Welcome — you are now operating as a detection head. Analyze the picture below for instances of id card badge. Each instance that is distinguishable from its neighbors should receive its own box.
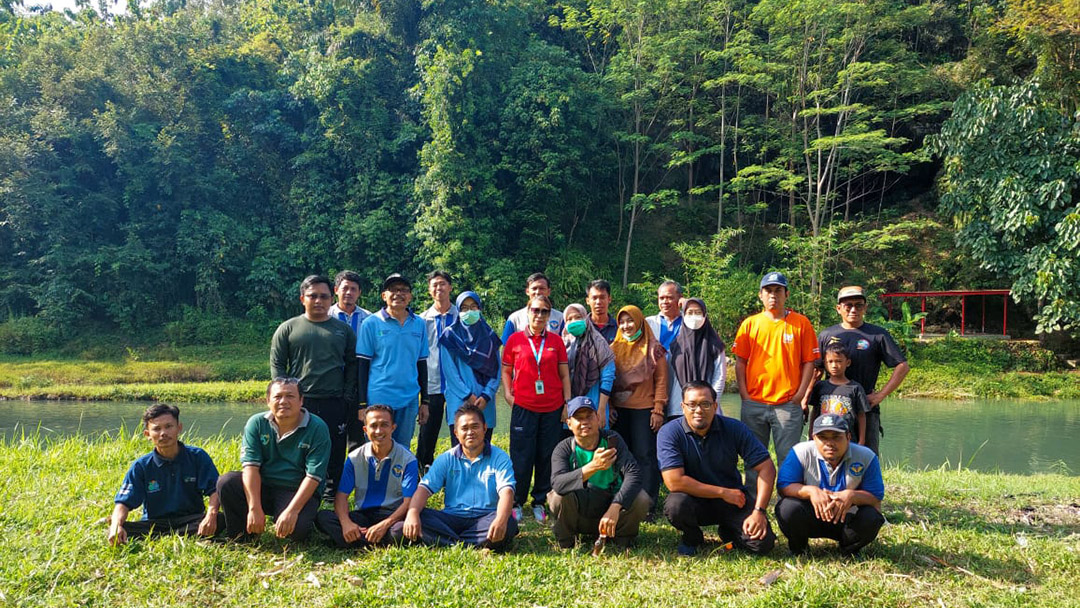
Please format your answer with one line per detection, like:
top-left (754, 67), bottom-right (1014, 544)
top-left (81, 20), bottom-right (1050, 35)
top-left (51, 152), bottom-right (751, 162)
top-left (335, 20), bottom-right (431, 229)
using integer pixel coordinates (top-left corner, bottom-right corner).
top-left (535, 380), bottom-right (545, 395)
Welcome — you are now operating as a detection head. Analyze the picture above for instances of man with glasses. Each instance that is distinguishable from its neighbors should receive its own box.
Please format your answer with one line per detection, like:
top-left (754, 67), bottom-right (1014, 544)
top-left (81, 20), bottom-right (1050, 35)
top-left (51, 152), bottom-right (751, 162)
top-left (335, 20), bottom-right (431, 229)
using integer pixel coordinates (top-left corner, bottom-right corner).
top-left (271, 275), bottom-right (358, 499)
top-left (657, 381), bottom-right (777, 557)
top-left (817, 286), bottom-right (909, 455)
top-left (358, 274), bottom-right (430, 447)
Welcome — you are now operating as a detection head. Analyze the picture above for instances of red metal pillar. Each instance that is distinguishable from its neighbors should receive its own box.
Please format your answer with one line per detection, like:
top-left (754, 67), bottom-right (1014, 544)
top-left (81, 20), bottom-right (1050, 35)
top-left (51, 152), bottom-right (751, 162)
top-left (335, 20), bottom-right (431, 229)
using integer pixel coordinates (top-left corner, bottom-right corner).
top-left (1003, 295), bottom-right (1008, 336)
top-left (981, 297), bottom-right (986, 333)
top-left (961, 295), bottom-right (966, 336)
top-left (921, 297), bottom-right (926, 337)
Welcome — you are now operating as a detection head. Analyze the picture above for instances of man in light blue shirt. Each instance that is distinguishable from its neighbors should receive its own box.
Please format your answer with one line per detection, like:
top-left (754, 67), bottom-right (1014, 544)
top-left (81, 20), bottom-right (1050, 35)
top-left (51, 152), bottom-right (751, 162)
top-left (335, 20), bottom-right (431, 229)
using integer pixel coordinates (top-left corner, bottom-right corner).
top-left (395, 404), bottom-right (517, 550)
top-left (416, 270), bottom-right (458, 471)
top-left (316, 405), bottom-right (418, 547)
top-left (329, 269), bottom-right (371, 454)
top-left (358, 273), bottom-right (430, 446)
top-left (501, 272), bottom-right (565, 342)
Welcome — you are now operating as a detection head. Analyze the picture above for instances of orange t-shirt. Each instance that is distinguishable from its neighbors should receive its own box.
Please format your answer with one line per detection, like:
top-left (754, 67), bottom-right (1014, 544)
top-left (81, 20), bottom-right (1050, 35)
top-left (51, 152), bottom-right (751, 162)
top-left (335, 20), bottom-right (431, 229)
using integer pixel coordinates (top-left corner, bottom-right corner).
top-left (731, 310), bottom-right (819, 405)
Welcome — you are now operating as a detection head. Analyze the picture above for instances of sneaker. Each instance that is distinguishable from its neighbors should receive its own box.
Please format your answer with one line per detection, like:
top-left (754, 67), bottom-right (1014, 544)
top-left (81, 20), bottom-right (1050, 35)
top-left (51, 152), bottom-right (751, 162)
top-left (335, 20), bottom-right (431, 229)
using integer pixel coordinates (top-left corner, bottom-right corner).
top-left (512, 507), bottom-right (523, 522)
top-left (532, 504), bottom-right (548, 524)
top-left (676, 542), bottom-right (698, 557)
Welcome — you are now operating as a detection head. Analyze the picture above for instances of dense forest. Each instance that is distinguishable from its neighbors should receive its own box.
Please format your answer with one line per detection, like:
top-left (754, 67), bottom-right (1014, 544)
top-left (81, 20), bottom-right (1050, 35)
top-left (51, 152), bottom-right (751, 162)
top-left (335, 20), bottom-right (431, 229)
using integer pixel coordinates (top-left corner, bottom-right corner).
top-left (1, 0), bottom-right (1077, 350)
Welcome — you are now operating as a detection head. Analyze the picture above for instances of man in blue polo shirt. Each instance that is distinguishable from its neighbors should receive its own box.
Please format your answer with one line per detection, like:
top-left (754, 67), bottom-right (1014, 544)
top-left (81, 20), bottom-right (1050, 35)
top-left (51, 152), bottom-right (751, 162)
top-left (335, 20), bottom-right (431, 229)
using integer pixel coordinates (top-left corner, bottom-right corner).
top-left (108, 404), bottom-right (223, 545)
top-left (316, 405), bottom-right (419, 547)
top-left (657, 381), bottom-right (777, 556)
top-left (395, 403), bottom-right (518, 550)
top-left (776, 414), bottom-right (885, 555)
top-left (358, 273), bottom-right (430, 447)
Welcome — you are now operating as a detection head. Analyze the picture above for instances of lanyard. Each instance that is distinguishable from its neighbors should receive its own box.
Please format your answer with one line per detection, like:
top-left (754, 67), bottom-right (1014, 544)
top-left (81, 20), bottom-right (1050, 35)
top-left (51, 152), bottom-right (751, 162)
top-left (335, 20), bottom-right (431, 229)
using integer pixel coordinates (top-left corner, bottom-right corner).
top-left (527, 331), bottom-right (547, 371)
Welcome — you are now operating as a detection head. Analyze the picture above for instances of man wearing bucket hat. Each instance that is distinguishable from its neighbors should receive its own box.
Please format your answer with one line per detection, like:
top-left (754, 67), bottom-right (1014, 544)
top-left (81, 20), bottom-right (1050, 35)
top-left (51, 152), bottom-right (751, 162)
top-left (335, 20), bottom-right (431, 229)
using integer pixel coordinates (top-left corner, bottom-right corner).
top-left (547, 396), bottom-right (650, 550)
top-left (775, 413), bottom-right (885, 555)
top-left (817, 285), bottom-right (910, 456)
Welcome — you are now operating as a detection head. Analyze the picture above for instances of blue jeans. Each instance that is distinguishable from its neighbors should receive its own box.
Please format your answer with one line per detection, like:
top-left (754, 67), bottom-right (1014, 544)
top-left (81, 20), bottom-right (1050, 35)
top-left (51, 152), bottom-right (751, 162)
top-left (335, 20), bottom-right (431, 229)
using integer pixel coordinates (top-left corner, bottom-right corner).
top-left (391, 403), bottom-right (419, 449)
top-left (740, 399), bottom-right (803, 498)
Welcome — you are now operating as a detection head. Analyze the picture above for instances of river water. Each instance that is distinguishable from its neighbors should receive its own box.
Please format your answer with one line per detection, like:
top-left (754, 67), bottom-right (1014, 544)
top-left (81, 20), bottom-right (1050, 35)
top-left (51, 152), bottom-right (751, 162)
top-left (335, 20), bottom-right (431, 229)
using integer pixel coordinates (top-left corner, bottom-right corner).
top-left (1, 396), bottom-right (1077, 475)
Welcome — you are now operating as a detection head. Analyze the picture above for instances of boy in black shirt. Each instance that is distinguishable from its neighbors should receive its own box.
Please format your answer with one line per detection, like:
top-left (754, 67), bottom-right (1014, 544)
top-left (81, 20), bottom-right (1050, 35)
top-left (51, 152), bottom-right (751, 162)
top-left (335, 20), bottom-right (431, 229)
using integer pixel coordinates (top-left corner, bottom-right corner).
top-left (808, 343), bottom-right (870, 445)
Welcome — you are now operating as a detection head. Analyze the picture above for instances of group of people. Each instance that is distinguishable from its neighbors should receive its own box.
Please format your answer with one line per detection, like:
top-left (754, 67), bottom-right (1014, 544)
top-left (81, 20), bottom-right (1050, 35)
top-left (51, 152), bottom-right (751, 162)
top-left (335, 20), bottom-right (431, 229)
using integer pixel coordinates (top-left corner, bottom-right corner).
top-left (109, 269), bottom-right (910, 558)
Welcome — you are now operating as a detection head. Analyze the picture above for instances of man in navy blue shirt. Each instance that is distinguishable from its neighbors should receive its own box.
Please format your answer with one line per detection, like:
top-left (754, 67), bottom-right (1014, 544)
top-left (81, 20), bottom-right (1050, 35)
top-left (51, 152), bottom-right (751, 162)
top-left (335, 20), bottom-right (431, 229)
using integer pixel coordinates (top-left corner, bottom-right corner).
top-left (776, 414), bottom-right (885, 555)
top-left (108, 404), bottom-right (223, 545)
top-left (657, 381), bottom-right (777, 556)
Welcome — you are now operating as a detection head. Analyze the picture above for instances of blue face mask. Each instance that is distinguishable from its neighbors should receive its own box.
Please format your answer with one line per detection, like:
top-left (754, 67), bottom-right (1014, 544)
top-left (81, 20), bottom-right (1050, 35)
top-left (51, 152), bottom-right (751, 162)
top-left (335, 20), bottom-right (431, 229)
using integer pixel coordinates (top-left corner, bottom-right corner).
top-left (460, 309), bottom-right (481, 326)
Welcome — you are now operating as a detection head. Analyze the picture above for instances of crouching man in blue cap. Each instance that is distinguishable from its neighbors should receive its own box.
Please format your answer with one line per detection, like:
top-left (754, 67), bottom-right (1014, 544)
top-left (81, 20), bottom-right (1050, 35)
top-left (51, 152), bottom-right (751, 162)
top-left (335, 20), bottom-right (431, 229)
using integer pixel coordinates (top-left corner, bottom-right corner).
top-left (775, 413), bottom-right (885, 555)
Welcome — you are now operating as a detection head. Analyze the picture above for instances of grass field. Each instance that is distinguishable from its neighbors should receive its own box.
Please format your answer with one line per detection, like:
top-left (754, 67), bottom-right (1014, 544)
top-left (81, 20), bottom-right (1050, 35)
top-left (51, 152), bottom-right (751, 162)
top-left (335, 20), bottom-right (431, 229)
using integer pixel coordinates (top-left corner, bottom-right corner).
top-left (2, 432), bottom-right (1078, 607)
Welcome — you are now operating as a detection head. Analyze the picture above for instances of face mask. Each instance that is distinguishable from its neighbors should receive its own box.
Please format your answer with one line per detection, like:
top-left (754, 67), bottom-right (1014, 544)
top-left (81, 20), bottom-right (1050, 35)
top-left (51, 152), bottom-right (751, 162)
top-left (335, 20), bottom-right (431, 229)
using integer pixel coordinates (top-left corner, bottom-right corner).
top-left (683, 314), bottom-right (705, 331)
top-left (460, 309), bottom-right (481, 326)
top-left (622, 328), bottom-right (643, 342)
top-left (566, 319), bottom-right (587, 337)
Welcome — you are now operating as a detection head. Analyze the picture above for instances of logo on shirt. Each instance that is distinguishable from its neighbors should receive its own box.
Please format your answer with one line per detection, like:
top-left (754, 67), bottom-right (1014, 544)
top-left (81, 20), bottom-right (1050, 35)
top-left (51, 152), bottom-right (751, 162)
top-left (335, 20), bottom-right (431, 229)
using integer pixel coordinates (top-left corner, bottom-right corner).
top-left (261, 434), bottom-right (271, 445)
top-left (548, 320), bottom-right (560, 331)
top-left (849, 462), bottom-right (865, 476)
top-left (147, 480), bottom-right (161, 493)
top-left (856, 339), bottom-right (870, 350)
top-left (392, 464), bottom-right (404, 477)
top-left (827, 336), bottom-right (843, 345)
top-left (783, 333), bottom-right (794, 344)
top-left (299, 442), bottom-right (311, 450)
top-left (183, 476), bottom-right (197, 483)
top-left (822, 395), bottom-right (852, 416)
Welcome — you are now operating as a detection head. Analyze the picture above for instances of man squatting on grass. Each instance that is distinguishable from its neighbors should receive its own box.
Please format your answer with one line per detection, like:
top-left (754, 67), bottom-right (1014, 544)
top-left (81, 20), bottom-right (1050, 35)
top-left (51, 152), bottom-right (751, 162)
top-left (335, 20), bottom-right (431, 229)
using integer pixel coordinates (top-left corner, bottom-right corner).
top-left (216, 377), bottom-right (332, 541)
top-left (109, 404), bottom-right (224, 545)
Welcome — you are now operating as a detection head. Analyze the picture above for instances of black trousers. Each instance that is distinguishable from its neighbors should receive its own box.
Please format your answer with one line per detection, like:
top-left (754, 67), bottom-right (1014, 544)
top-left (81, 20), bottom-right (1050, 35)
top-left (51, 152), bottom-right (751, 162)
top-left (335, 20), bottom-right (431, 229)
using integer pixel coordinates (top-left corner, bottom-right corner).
top-left (303, 396), bottom-right (349, 496)
top-left (315, 505), bottom-right (398, 548)
top-left (122, 511), bottom-right (224, 539)
top-left (612, 408), bottom-right (660, 501)
top-left (216, 471), bottom-right (320, 541)
top-left (863, 409), bottom-right (882, 456)
top-left (775, 496), bottom-right (884, 555)
top-left (664, 491), bottom-right (776, 554)
top-left (509, 405), bottom-right (563, 507)
top-left (415, 394), bottom-right (446, 468)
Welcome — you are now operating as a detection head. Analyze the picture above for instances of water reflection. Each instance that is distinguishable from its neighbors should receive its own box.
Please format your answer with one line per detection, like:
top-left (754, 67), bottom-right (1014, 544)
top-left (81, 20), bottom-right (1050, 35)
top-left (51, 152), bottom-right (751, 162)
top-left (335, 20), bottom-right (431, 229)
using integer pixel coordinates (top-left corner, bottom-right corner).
top-left (1, 396), bottom-right (1076, 475)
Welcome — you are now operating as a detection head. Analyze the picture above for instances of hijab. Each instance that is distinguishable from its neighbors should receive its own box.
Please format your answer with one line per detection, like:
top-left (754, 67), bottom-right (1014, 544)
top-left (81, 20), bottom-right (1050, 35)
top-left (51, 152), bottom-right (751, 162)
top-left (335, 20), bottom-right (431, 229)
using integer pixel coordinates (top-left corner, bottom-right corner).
top-left (438, 291), bottom-right (501, 385)
top-left (670, 298), bottom-right (726, 386)
top-left (562, 303), bottom-right (616, 396)
top-left (611, 305), bottom-right (665, 389)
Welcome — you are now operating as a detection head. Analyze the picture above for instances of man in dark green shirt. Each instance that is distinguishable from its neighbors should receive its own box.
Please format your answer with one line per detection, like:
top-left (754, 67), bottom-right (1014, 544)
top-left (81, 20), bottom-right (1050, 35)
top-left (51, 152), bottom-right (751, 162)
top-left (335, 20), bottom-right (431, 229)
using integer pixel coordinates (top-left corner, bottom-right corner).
top-left (217, 378), bottom-right (331, 541)
top-left (270, 274), bottom-right (357, 498)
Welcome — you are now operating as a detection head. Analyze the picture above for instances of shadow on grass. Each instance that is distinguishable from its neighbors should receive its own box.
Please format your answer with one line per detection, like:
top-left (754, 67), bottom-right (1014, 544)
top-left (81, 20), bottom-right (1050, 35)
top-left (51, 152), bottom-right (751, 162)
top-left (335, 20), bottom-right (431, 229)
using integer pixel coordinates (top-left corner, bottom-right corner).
top-left (866, 539), bottom-right (1040, 589)
top-left (886, 497), bottom-right (1080, 539)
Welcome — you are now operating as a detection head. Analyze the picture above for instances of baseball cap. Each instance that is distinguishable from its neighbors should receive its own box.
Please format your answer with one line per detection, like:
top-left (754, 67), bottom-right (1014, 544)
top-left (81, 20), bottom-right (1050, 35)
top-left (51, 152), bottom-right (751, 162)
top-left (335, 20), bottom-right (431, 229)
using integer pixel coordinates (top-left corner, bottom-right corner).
top-left (381, 273), bottom-right (412, 291)
top-left (836, 285), bottom-right (867, 302)
top-left (759, 272), bottom-right (788, 289)
top-left (813, 414), bottom-right (849, 435)
top-left (566, 396), bottom-right (597, 418)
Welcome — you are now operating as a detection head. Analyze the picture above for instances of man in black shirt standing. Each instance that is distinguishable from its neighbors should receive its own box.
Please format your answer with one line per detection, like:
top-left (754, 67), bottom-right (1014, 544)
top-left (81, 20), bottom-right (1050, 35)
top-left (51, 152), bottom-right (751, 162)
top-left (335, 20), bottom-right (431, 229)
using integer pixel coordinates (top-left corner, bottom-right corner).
top-left (817, 286), bottom-right (910, 456)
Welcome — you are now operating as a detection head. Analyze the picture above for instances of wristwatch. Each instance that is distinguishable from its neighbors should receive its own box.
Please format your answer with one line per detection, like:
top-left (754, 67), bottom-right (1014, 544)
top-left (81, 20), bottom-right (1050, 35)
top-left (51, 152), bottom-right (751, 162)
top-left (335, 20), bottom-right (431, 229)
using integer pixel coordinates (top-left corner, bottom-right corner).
top-left (754, 507), bottom-right (768, 515)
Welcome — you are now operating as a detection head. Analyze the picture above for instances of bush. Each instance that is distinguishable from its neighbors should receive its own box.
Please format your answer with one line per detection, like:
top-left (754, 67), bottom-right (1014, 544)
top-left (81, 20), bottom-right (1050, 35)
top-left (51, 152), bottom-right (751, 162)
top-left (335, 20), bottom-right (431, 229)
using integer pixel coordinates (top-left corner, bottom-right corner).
top-left (164, 306), bottom-right (271, 347)
top-left (909, 336), bottom-right (1064, 373)
top-left (0, 316), bottom-right (63, 355)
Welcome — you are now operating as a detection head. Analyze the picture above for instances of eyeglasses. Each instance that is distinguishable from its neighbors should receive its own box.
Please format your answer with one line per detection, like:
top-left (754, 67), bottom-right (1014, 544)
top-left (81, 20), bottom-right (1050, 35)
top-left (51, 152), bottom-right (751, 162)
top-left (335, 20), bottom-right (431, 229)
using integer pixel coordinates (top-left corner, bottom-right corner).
top-left (682, 401), bottom-right (716, 411)
top-left (388, 287), bottom-right (412, 294)
top-left (529, 308), bottom-right (551, 316)
top-left (839, 301), bottom-right (866, 310)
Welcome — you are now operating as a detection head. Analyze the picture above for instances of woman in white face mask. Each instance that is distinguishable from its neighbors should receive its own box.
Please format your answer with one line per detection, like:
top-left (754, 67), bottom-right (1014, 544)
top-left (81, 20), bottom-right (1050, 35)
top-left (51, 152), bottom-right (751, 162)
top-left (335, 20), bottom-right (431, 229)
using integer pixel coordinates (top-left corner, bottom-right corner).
top-left (667, 298), bottom-right (727, 421)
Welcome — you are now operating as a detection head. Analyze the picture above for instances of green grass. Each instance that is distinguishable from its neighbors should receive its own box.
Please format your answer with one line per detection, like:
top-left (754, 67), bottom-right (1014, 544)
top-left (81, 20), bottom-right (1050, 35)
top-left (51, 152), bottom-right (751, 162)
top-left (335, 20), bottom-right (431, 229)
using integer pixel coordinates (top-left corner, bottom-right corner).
top-left (2, 432), bottom-right (1078, 607)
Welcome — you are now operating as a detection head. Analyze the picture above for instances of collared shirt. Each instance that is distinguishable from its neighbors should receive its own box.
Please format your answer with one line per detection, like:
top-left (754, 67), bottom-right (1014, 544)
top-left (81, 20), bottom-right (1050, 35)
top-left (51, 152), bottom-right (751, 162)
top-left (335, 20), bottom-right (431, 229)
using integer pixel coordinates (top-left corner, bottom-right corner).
top-left (339, 441), bottom-right (419, 510)
top-left (501, 330), bottom-right (568, 412)
top-left (778, 441), bottom-right (884, 501)
top-left (357, 308), bottom-right (429, 409)
top-left (647, 314), bottom-right (683, 350)
top-left (329, 304), bottom-right (372, 335)
top-left (241, 409), bottom-right (331, 493)
top-left (592, 315), bottom-right (619, 343)
top-left (657, 415), bottom-right (771, 491)
top-left (501, 306), bottom-right (565, 344)
top-left (114, 443), bottom-right (219, 520)
top-left (421, 303), bottom-right (459, 395)
top-left (420, 443), bottom-right (516, 517)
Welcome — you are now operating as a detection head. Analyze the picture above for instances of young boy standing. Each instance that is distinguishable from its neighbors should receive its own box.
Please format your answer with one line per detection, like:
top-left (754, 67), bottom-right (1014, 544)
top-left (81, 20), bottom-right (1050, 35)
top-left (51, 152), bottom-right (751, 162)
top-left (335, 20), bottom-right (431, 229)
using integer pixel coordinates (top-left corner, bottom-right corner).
top-left (808, 343), bottom-right (871, 445)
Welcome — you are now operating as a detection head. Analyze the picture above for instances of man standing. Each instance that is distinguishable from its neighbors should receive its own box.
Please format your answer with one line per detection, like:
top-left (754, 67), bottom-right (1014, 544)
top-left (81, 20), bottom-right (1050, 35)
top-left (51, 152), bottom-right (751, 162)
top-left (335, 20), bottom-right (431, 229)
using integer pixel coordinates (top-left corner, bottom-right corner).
top-left (548, 397), bottom-right (649, 550)
top-left (732, 271), bottom-right (818, 494)
top-left (501, 272), bottom-right (565, 342)
top-left (217, 378), bottom-right (331, 541)
top-left (397, 404), bottom-right (518, 550)
top-left (776, 414), bottom-right (885, 555)
top-left (315, 405), bottom-right (419, 547)
top-left (818, 286), bottom-right (910, 455)
top-left (270, 274), bottom-right (357, 497)
top-left (417, 270), bottom-right (458, 472)
top-left (108, 404), bottom-right (223, 545)
top-left (646, 280), bottom-right (684, 350)
top-left (657, 381), bottom-right (777, 556)
top-left (328, 270), bottom-right (371, 455)
top-left (586, 279), bottom-right (618, 342)
top-left (358, 273), bottom-right (430, 447)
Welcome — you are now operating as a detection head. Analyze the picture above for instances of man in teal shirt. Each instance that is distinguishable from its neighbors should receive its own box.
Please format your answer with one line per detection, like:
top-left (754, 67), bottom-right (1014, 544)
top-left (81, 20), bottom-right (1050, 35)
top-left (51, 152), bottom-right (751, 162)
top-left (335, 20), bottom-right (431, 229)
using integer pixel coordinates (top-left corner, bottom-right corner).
top-left (217, 378), bottom-right (331, 541)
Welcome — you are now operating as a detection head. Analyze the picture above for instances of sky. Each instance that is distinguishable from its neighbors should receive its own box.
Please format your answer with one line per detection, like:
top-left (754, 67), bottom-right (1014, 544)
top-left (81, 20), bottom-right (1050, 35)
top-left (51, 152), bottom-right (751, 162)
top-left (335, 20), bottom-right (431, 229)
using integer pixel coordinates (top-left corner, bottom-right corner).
top-left (22, 0), bottom-right (128, 14)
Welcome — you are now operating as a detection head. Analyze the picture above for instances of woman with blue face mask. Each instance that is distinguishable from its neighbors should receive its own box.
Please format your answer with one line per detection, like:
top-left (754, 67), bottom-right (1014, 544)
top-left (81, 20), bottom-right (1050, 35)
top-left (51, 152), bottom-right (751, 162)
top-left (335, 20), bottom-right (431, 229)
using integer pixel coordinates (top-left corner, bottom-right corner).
top-left (561, 303), bottom-right (616, 428)
top-left (438, 291), bottom-right (501, 444)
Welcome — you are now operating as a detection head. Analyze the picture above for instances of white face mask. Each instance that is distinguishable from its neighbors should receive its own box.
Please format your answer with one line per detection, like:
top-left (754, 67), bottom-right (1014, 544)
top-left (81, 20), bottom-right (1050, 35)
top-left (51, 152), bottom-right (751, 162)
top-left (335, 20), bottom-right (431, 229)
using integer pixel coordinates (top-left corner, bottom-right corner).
top-left (683, 314), bottom-right (705, 331)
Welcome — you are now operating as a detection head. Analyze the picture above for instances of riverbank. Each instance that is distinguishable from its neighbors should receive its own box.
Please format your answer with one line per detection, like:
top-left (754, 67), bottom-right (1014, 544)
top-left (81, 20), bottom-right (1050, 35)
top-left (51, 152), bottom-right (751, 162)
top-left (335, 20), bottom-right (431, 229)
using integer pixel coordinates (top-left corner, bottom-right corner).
top-left (1, 338), bottom-right (1077, 402)
top-left (1, 433), bottom-right (1077, 607)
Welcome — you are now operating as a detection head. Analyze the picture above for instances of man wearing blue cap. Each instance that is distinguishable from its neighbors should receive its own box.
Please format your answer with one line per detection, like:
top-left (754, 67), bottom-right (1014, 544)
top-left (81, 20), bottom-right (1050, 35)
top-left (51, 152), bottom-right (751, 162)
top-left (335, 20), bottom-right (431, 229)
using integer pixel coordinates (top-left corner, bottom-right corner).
top-left (775, 413), bottom-right (885, 555)
top-left (548, 396), bottom-right (650, 550)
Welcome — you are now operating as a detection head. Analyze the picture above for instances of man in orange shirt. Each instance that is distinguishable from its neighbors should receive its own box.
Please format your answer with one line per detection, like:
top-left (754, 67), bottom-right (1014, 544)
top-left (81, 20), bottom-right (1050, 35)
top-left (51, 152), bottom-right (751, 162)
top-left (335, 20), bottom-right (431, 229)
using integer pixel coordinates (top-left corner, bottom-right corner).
top-left (732, 272), bottom-right (819, 498)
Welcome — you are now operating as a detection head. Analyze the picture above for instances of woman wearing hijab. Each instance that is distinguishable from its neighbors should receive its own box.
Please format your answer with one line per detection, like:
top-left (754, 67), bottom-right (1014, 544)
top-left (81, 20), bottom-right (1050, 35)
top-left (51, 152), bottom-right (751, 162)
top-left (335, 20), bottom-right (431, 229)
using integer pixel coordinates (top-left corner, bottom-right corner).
top-left (438, 291), bottom-right (501, 445)
top-left (562, 303), bottom-right (616, 428)
top-left (502, 294), bottom-right (572, 522)
top-left (610, 304), bottom-right (668, 507)
top-left (665, 298), bottom-right (727, 421)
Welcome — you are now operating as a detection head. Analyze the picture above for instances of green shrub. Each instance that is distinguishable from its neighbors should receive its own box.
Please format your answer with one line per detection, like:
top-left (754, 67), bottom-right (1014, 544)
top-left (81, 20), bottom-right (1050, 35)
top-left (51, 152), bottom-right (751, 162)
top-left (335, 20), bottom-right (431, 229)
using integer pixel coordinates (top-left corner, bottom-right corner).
top-left (164, 306), bottom-right (271, 346)
top-left (0, 316), bottom-right (63, 355)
